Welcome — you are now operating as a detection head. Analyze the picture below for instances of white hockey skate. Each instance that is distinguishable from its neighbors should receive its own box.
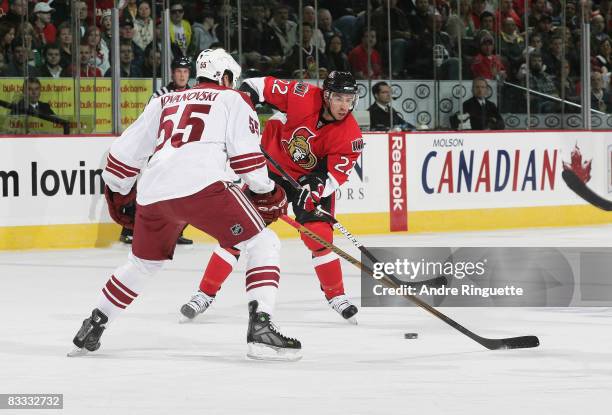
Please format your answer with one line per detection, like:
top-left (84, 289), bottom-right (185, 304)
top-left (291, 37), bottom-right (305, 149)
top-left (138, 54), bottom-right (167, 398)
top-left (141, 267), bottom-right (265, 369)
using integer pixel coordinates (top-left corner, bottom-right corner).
top-left (328, 294), bottom-right (358, 324)
top-left (179, 291), bottom-right (215, 323)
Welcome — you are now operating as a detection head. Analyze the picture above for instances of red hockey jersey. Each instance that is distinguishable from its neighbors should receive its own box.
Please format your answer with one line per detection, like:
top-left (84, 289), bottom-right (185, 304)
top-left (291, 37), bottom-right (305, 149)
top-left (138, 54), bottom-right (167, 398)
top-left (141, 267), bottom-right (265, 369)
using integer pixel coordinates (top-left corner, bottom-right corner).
top-left (243, 77), bottom-right (364, 196)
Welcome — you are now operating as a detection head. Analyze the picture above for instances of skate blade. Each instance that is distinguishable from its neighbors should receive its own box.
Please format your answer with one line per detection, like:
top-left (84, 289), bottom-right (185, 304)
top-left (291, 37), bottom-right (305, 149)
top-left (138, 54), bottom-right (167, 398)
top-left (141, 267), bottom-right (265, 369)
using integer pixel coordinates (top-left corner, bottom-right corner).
top-left (346, 316), bottom-right (358, 325)
top-left (178, 313), bottom-right (195, 324)
top-left (246, 342), bottom-right (302, 362)
top-left (67, 347), bottom-right (89, 357)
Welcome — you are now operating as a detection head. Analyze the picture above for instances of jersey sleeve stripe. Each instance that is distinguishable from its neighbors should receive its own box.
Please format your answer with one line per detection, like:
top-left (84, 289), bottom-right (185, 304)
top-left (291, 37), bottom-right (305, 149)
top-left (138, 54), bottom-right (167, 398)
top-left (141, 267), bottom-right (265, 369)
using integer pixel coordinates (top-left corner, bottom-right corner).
top-left (108, 154), bottom-right (141, 174)
top-left (231, 160), bottom-right (267, 174)
top-left (229, 152), bottom-right (265, 163)
top-left (104, 165), bottom-right (128, 179)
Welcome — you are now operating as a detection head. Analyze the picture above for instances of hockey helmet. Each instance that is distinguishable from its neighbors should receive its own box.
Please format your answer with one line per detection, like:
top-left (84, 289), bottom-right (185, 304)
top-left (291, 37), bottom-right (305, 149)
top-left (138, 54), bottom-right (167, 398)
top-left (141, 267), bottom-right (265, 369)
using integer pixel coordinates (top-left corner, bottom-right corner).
top-left (195, 48), bottom-right (242, 88)
top-left (322, 70), bottom-right (359, 110)
top-left (171, 56), bottom-right (191, 70)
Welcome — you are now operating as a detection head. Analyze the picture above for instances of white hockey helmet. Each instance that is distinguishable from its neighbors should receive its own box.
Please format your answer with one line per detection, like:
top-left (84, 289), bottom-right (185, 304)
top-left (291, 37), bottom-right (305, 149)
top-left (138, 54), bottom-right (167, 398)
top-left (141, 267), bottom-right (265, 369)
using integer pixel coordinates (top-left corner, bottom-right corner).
top-left (195, 48), bottom-right (242, 88)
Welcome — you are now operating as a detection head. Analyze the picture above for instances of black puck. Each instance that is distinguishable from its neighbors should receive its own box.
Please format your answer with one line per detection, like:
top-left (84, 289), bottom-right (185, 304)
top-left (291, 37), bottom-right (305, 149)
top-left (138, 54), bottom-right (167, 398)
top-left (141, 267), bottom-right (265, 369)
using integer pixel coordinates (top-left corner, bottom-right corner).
top-left (404, 333), bottom-right (418, 339)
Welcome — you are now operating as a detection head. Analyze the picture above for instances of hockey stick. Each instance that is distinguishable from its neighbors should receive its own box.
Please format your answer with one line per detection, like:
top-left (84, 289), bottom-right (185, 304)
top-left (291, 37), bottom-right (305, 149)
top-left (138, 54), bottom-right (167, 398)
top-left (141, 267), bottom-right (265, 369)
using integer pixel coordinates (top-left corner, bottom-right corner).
top-left (562, 169), bottom-right (612, 211)
top-left (259, 147), bottom-right (446, 289)
top-left (281, 214), bottom-right (539, 350)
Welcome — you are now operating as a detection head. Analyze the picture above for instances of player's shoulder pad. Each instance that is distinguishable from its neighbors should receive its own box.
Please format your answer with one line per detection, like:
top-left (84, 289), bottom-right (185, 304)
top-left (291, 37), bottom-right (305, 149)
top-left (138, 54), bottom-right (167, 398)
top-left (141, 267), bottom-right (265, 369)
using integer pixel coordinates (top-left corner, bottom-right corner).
top-left (233, 89), bottom-right (256, 111)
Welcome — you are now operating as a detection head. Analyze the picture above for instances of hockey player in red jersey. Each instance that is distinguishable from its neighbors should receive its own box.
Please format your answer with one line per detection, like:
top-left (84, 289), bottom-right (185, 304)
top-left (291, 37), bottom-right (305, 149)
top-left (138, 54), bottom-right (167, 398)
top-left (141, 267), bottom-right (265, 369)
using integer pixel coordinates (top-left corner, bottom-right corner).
top-left (180, 71), bottom-right (364, 324)
top-left (69, 49), bottom-right (301, 361)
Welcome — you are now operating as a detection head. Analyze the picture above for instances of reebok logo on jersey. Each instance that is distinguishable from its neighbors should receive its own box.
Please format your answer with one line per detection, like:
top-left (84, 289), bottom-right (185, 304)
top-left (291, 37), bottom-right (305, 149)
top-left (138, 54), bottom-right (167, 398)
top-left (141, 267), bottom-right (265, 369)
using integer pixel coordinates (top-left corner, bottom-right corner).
top-left (230, 223), bottom-right (244, 236)
top-left (293, 82), bottom-right (309, 97)
top-left (282, 127), bottom-right (317, 170)
top-left (352, 138), bottom-right (364, 152)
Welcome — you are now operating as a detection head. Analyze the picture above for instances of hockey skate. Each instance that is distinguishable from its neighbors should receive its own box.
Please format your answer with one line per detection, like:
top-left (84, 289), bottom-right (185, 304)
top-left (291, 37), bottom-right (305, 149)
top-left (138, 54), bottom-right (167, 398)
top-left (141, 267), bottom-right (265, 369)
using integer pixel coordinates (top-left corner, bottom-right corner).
top-left (67, 308), bottom-right (108, 357)
top-left (328, 294), bottom-right (358, 324)
top-left (179, 291), bottom-right (215, 323)
top-left (246, 301), bottom-right (302, 362)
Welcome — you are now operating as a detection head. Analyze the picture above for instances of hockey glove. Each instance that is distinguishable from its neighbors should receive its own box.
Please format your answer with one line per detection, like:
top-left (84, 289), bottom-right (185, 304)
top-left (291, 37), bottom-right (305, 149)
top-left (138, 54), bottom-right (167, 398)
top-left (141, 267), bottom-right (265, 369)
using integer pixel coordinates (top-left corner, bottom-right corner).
top-left (296, 174), bottom-right (325, 212)
top-left (245, 183), bottom-right (288, 225)
top-left (104, 185), bottom-right (137, 229)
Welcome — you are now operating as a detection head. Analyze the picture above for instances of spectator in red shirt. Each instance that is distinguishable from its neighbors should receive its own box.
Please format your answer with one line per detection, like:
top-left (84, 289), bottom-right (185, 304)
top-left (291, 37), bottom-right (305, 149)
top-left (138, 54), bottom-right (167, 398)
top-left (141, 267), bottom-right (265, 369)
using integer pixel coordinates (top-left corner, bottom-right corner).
top-left (471, 31), bottom-right (507, 80)
top-left (32, 1), bottom-right (57, 45)
top-left (348, 29), bottom-right (382, 79)
top-left (66, 43), bottom-right (102, 77)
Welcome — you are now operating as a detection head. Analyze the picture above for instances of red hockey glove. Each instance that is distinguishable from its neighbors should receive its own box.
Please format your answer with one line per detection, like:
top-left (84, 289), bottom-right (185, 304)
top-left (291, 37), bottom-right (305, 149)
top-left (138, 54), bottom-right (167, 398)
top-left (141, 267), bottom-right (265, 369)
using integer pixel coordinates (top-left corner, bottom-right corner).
top-left (104, 185), bottom-right (137, 229)
top-left (245, 183), bottom-right (288, 225)
top-left (296, 174), bottom-right (325, 212)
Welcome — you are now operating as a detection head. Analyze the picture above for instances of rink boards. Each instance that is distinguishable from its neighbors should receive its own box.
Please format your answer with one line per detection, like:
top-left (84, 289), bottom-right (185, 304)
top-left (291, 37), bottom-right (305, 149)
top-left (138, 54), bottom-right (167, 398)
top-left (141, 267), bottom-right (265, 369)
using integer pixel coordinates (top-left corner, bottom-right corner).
top-left (1, 131), bottom-right (612, 250)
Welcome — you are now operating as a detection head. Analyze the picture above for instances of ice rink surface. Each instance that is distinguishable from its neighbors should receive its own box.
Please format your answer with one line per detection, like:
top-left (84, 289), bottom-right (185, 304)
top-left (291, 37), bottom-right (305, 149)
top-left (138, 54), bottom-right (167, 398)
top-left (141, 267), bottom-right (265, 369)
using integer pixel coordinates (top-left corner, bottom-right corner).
top-left (1, 225), bottom-right (612, 415)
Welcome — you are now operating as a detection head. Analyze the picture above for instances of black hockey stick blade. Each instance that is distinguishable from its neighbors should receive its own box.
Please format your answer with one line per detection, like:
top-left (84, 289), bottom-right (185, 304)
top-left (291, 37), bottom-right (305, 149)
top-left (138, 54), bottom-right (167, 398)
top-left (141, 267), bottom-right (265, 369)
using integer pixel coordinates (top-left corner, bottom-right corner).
top-left (562, 169), bottom-right (612, 211)
top-left (478, 335), bottom-right (540, 350)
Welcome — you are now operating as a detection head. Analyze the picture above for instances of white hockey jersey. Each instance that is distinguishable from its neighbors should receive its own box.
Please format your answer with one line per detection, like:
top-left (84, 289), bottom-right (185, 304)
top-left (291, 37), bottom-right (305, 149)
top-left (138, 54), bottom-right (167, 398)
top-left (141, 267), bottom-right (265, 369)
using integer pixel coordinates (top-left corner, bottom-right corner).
top-left (102, 84), bottom-right (274, 206)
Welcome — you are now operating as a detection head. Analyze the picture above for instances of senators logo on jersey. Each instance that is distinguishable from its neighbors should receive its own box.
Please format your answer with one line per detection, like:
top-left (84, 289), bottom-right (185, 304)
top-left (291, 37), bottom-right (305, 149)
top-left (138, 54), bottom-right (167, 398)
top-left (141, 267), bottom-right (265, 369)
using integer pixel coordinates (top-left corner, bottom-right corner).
top-left (282, 127), bottom-right (317, 170)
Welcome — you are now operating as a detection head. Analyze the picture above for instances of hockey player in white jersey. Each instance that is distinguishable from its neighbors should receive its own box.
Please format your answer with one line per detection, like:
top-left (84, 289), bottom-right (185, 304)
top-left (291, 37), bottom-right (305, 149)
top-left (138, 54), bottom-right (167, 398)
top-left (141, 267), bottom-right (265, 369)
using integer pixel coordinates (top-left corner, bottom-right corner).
top-left (69, 49), bottom-right (301, 361)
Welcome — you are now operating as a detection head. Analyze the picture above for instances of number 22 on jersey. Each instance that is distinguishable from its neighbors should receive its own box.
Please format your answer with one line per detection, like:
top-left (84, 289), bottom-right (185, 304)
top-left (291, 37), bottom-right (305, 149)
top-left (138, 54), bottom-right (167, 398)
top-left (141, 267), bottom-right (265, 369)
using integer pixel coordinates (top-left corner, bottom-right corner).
top-left (155, 103), bottom-right (211, 152)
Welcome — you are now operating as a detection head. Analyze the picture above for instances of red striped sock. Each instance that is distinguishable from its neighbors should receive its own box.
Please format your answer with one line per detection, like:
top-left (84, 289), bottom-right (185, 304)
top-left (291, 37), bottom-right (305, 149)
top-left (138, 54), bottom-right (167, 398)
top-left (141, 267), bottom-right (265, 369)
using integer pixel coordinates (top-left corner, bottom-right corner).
top-left (101, 275), bottom-right (138, 310)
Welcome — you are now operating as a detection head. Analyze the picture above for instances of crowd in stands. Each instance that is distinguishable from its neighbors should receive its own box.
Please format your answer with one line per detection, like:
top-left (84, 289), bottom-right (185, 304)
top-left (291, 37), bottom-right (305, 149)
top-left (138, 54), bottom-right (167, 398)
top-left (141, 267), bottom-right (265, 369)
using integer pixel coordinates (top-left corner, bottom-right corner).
top-left (2, 0), bottom-right (612, 113)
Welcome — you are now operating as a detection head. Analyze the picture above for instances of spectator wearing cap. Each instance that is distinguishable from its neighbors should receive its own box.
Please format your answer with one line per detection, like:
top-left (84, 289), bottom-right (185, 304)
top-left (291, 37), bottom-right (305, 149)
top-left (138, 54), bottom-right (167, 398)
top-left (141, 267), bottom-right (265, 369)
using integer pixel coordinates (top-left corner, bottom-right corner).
top-left (460, 77), bottom-right (505, 130)
top-left (268, 4), bottom-right (297, 58)
top-left (119, 16), bottom-right (144, 69)
top-left (348, 29), bottom-right (381, 79)
top-left (471, 31), bottom-right (507, 80)
top-left (100, 9), bottom-right (112, 47)
top-left (9, 77), bottom-right (55, 116)
top-left (56, 22), bottom-right (72, 68)
top-left (191, 9), bottom-right (218, 55)
top-left (32, 1), bottom-right (57, 45)
top-left (169, 2), bottom-right (191, 58)
top-left (133, 0), bottom-right (154, 51)
top-left (34, 44), bottom-right (66, 77)
top-left (303, 5), bottom-right (325, 53)
top-left (525, 50), bottom-right (559, 113)
top-left (105, 40), bottom-right (142, 78)
top-left (528, 0), bottom-right (549, 28)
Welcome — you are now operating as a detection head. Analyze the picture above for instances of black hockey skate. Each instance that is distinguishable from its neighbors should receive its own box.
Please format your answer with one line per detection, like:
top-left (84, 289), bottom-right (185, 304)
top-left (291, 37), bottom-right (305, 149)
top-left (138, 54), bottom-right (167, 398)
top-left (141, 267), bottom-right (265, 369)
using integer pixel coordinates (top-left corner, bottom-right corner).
top-left (246, 301), bottom-right (302, 362)
top-left (67, 308), bottom-right (108, 357)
